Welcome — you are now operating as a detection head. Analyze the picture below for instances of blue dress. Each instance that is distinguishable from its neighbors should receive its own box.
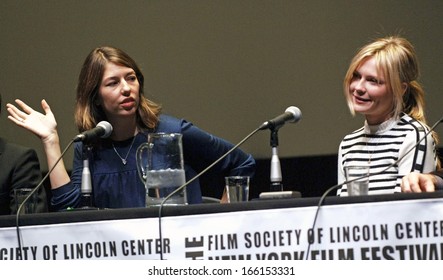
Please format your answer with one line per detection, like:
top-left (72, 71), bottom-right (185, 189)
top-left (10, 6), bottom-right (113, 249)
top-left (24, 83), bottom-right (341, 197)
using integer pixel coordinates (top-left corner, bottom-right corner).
top-left (51, 115), bottom-right (256, 210)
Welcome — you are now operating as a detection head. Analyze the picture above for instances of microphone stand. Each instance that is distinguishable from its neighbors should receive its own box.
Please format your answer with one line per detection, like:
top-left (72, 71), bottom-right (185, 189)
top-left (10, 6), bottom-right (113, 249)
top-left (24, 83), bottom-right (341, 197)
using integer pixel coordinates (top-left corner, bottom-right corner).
top-left (157, 126), bottom-right (263, 260)
top-left (16, 139), bottom-right (76, 253)
top-left (79, 145), bottom-right (95, 209)
top-left (15, 127), bottom-right (113, 252)
top-left (156, 107), bottom-right (301, 259)
top-left (270, 128), bottom-right (283, 191)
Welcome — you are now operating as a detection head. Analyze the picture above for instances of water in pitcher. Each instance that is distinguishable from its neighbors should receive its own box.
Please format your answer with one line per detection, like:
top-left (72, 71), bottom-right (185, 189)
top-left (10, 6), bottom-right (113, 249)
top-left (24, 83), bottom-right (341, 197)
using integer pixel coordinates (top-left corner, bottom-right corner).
top-left (145, 168), bottom-right (187, 206)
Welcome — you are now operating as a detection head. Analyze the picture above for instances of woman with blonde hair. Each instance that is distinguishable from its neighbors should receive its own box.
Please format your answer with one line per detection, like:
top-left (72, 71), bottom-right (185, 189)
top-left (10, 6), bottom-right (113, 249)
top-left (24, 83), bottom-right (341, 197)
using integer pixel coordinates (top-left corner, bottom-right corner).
top-left (337, 36), bottom-right (439, 196)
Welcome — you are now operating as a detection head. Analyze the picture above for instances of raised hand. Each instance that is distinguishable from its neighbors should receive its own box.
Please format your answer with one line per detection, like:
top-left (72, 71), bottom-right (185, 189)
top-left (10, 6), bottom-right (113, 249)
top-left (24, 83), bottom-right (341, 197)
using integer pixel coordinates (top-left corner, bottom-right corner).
top-left (6, 99), bottom-right (58, 143)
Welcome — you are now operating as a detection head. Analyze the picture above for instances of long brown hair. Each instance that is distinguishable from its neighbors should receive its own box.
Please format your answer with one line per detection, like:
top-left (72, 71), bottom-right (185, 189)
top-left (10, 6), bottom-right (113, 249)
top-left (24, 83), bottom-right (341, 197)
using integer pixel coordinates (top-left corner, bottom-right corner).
top-left (74, 46), bottom-right (161, 132)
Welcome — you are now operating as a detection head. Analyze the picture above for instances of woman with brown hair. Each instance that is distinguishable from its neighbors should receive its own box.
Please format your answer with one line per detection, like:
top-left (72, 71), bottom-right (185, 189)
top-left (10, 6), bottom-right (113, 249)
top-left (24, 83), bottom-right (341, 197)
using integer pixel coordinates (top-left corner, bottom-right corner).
top-left (7, 46), bottom-right (255, 210)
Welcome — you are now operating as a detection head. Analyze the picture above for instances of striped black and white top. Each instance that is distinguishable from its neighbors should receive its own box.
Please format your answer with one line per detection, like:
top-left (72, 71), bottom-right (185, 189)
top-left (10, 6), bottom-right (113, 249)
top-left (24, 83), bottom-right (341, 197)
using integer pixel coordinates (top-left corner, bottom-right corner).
top-left (337, 113), bottom-right (438, 196)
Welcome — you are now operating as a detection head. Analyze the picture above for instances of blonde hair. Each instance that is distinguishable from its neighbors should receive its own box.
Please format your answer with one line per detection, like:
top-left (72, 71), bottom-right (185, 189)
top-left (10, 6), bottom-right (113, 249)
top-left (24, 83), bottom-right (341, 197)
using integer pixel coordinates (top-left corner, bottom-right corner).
top-left (343, 36), bottom-right (438, 147)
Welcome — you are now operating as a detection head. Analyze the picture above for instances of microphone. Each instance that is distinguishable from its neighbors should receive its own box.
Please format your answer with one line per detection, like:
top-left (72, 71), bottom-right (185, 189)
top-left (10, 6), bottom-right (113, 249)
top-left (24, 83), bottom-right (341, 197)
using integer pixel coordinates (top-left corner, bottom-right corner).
top-left (157, 119), bottom-right (268, 260)
top-left (16, 121), bottom-right (113, 250)
top-left (73, 121), bottom-right (113, 143)
top-left (161, 106), bottom-right (302, 208)
top-left (259, 106), bottom-right (302, 130)
top-left (157, 106), bottom-right (302, 259)
top-left (304, 115), bottom-right (443, 260)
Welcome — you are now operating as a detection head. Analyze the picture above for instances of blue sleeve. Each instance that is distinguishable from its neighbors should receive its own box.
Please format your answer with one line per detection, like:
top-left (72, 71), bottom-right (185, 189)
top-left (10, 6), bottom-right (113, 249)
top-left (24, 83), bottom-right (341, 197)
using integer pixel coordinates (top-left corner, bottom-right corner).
top-left (50, 142), bottom-right (82, 211)
top-left (157, 115), bottom-right (256, 201)
top-left (179, 118), bottom-right (256, 178)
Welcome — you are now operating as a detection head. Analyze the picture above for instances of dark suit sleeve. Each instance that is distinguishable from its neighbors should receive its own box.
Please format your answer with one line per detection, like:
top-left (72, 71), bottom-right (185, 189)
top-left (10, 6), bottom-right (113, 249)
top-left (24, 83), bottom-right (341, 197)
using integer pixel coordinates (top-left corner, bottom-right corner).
top-left (9, 147), bottom-right (48, 214)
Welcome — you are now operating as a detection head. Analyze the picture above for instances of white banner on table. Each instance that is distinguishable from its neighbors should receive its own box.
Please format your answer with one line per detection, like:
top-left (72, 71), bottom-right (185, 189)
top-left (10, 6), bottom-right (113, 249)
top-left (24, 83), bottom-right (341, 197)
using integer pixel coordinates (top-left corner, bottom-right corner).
top-left (1, 198), bottom-right (442, 260)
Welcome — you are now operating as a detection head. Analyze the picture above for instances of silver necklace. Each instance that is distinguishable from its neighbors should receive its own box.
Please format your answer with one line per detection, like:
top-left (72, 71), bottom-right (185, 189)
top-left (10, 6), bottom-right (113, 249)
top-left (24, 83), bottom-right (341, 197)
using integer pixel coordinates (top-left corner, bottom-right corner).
top-left (365, 133), bottom-right (382, 164)
top-left (112, 136), bottom-right (136, 165)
